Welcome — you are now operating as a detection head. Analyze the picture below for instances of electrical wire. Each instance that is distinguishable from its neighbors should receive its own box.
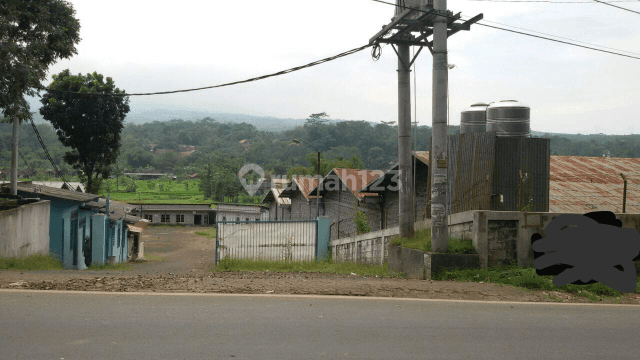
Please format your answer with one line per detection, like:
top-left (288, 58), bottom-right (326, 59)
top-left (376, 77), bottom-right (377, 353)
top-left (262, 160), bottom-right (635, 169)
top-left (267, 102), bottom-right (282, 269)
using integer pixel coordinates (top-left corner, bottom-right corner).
top-left (28, 117), bottom-right (74, 189)
top-left (592, 0), bottom-right (640, 14)
top-left (36, 44), bottom-right (372, 97)
top-left (466, 17), bottom-right (640, 56)
top-left (371, 0), bottom-right (640, 60)
top-left (0, 138), bottom-right (36, 175)
top-left (467, 0), bottom-right (639, 3)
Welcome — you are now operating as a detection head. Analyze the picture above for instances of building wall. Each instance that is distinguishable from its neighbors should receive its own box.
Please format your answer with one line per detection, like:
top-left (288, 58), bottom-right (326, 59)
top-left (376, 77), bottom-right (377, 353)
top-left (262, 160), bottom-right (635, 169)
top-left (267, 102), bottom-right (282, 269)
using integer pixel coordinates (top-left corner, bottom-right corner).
top-left (323, 187), bottom-right (381, 241)
top-left (381, 161), bottom-right (430, 228)
top-left (216, 209), bottom-right (268, 223)
top-left (289, 191), bottom-right (318, 220)
top-left (134, 210), bottom-right (214, 226)
top-left (106, 219), bottom-right (128, 264)
top-left (0, 200), bottom-right (50, 258)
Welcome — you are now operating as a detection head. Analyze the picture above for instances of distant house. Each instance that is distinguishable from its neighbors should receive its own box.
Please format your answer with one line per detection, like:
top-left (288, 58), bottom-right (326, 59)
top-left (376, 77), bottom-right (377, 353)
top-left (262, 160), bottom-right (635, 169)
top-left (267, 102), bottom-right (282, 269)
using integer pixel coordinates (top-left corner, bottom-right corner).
top-left (549, 155), bottom-right (640, 213)
top-left (309, 168), bottom-right (383, 240)
top-left (0, 181), bottom-right (86, 193)
top-left (359, 151), bottom-right (430, 229)
top-left (278, 176), bottom-right (320, 220)
top-left (124, 173), bottom-right (174, 180)
top-left (262, 187), bottom-right (291, 221)
top-left (129, 204), bottom-right (216, 226)
top-left (2, 183), bottom-right (139, 269)
top-left (215, 203), bottom-right (269, 223)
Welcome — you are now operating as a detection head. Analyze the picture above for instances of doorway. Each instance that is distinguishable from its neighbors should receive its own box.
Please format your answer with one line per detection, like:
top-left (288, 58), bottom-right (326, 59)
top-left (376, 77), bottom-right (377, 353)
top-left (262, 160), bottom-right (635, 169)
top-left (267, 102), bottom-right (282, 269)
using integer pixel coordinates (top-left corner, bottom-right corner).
top-left (194, 214), bottom-right (202, 225)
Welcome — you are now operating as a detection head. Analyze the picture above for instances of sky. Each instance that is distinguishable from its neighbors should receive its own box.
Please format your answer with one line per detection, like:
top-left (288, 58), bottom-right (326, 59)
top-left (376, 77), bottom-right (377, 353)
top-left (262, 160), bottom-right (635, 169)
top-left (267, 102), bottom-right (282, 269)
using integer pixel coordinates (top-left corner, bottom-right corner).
top-left (27, 0), bottom-right (640, 135)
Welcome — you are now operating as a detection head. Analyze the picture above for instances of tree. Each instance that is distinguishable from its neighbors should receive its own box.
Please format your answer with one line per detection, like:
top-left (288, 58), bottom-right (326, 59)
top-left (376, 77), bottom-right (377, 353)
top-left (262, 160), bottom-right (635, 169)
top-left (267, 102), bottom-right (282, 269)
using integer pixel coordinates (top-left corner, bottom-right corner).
top-left (39, 70), bottom-right (130, 194)
top-left (1, 0), bottom-right (81, 194)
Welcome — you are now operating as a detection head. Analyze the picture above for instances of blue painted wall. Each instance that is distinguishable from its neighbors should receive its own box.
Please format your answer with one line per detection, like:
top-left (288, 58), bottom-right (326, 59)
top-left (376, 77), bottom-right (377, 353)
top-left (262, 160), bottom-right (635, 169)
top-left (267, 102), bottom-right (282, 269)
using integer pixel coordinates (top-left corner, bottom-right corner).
top-left (17, 191), bottom-right (130, 269)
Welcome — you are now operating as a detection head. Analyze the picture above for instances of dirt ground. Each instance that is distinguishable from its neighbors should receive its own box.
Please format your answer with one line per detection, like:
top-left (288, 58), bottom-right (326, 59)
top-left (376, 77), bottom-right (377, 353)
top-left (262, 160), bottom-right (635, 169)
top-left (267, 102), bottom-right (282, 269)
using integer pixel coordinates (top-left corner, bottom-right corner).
top-left (2, 226), bottom-right (639, 305)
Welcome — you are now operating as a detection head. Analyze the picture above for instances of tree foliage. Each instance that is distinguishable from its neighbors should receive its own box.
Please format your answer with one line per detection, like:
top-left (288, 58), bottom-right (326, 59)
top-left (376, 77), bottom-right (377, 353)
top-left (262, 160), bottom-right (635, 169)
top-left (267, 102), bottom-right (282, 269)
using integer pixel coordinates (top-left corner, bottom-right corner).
top-left (0, 0), bottom-right (81, 119)
top-left (39, 70), bottom-right (130, 194)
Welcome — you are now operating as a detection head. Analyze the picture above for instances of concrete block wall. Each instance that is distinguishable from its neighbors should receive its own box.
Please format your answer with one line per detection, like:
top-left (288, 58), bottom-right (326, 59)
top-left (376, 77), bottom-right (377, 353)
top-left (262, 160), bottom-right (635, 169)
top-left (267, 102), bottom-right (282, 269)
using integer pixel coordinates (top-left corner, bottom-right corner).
top-left (0, 200), bottom-right (50, 258)
top-left (324, 190), bottom-right (381, 241)
top-left (330, 220), bottom-right (430, 265)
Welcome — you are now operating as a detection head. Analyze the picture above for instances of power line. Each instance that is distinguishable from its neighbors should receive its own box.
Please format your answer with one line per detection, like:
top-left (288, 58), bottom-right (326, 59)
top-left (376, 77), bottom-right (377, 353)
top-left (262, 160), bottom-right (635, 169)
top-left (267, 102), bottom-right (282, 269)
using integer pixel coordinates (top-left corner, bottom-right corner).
top-left (0, 138), bottom-right (36, 175)
top-left (468, 0), bottom-right (639, 3)
top-left (472, 21), bottom-right (640, 60)
top-left (592, 0), bottom-right (640, 14)
top-left (28, 117), bottom-right (74, 189)
top-left (371, 0), bottom-right (640, 60)
top-left (36, 44), bottom-right (372, 97)
top-left (467, 17), bottom-right (640, 56)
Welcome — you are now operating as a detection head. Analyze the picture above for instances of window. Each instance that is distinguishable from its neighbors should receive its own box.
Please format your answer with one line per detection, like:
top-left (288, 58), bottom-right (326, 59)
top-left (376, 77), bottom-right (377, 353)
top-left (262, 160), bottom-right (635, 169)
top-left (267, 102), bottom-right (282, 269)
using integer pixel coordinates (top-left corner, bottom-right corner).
top-left (145, 214), bottom-right (153, 222)
top-left (236, 217), bottom-right (240, 222)
top-left (161, 214), bottom-right (170, 223)
top-left (176, 214), bottom-right (185, 223)
top-left (222, 216), bottom-right (226, 222)
top-left (246, 218), bottom-right (249, 222)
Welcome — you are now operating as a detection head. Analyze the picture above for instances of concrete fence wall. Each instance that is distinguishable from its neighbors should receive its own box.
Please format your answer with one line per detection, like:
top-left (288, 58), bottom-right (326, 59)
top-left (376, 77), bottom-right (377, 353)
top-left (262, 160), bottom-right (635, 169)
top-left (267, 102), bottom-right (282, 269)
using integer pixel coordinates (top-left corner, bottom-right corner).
top-left (449, 210), bottom-right (640, 269)
top-left (330, 220), bottom-right (431, 265)
top-left (0, 200), bottom-right (50, 258)
top-left (331, 210), bottom-right (640, 269)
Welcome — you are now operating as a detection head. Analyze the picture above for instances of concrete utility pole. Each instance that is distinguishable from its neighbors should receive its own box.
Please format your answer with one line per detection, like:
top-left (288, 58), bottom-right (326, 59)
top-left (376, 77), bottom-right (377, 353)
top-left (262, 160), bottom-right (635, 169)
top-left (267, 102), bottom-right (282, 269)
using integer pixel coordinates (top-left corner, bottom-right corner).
top-left (398, 42), bottom-right (415, 238)
top-left (10, 111), bottom-right (19, 195)
top-left (369, 0), bottom-right (482, 248)
top-left (429, 0), bottom-right (449, 252)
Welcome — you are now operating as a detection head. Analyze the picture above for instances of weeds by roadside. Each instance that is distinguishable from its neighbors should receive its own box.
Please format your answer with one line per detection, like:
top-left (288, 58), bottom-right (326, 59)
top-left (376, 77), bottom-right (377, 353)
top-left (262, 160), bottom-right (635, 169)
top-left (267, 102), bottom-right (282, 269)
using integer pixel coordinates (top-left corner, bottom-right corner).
top-left (194, 229), bottom-right (216, 239)
top-left (391, 228), bottom-right (476, 254)
top-left (433, 265), bottom-right (640, 302)
top-left (212, 258), bottom-right (405, 278)
top-left (144, 254), bottom-right (165, 262)
top-left (87, 262), bottom-right (133, 271)
top-left (0, 254), bottom-right (63, 270)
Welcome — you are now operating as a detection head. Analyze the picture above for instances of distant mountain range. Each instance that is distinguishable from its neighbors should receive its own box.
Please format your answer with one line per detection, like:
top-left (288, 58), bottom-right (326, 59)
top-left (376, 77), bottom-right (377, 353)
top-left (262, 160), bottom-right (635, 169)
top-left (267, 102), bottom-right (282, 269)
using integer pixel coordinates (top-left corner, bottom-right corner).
top-left (124, 110), bottom-right (308, 132)
top-left (29, 108), bottom-right (625, 138)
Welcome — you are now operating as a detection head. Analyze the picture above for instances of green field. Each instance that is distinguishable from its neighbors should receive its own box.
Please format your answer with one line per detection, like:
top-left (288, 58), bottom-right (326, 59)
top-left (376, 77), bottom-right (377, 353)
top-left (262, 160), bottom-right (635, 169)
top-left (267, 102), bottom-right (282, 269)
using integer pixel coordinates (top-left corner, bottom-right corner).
top-left (99, 178), bottom-right (211, 204)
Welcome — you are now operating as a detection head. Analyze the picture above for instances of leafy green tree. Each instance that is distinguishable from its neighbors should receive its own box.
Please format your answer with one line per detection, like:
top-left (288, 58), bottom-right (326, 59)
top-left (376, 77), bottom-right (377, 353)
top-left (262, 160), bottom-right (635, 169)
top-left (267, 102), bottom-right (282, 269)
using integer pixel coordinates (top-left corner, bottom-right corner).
top-left (1, 0), bottom-right (81, 119)
top-left (39, 70), bottom-right (130, 194)
top-left (1, 0), bottom-right (80, 193)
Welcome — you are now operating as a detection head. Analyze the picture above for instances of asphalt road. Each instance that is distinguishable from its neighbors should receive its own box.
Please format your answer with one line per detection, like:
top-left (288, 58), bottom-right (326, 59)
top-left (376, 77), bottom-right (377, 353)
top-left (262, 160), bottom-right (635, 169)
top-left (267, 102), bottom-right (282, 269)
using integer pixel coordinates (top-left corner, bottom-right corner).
top-left (1, 290), bottom-right (639, 360)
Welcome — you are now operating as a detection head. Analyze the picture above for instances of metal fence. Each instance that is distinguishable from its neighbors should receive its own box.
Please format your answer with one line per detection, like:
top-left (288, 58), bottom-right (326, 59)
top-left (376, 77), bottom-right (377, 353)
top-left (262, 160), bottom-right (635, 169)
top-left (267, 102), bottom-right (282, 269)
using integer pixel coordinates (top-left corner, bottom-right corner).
top-left (216, 220), bottom-right (318, 263)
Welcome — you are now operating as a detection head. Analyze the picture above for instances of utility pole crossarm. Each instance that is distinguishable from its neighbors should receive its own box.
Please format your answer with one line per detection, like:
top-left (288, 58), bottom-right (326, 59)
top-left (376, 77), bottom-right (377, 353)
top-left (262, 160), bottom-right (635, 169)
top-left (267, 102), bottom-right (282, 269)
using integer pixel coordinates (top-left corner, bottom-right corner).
top-left (448, 14), bottom-right (483, 37)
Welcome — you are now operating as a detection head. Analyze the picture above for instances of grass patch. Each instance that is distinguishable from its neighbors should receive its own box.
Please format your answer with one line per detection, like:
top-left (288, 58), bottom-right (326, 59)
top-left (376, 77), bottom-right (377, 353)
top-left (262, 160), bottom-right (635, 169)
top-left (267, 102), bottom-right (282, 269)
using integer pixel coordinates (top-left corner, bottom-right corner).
top-left (144, 254), bottom-right (165, 262)
top-left (432, 265), bottom-right (640, 301)
top-left (212, 258), bottom-right (405, 278)
top-left (0, 254), bottom-right (63, 270)
top-left (391, 228), bottom-right (476, 254)
top-left (87, 262), bottom-right (132, 271)
top-left (194, 229), bottom-right (216, 239)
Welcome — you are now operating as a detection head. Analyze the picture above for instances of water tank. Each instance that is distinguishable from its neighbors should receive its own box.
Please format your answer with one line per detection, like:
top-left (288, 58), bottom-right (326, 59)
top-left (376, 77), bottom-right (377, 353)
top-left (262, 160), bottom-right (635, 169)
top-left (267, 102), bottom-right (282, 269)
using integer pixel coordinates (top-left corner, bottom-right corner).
top-left (486, 100), bottom-right (530, 138)
top-left (460, 103), bottom-right (489, 134)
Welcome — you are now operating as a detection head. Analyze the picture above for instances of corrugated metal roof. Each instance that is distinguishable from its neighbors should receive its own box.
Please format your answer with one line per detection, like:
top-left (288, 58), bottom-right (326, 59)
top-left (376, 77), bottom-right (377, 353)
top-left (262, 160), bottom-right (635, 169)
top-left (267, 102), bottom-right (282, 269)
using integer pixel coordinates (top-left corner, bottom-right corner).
top-left (550, 155), bottom-right (640, 184)
top-left (262, 187), bottom-right (291, 206)
top-left (4, 183), bottom-right (99, 202)
top-left (30, 181), bottom-right (85, 192)
top-left (280, 177), bottom-right (320, 199)
top-left (127, 225), bottom-right (145, 233)
top-left (413, 151), bottom-right (429, 165)
top-left (129, 204), bottom-right (214, 211)
top-left (549, 181), bottom-right (640, 214)
top-left (85, 198), bottom-right (143, 223)
top-left (549, 155), bottom-right (640, 214)
top-left (312, 168), bottom-right (383, 199)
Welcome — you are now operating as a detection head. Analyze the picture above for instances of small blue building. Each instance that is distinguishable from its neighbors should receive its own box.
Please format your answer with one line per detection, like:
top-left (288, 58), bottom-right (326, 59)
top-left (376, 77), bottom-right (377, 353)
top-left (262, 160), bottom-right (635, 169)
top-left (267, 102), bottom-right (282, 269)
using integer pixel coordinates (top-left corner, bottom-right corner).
top-left (9, 183), bottom-right (140, 269)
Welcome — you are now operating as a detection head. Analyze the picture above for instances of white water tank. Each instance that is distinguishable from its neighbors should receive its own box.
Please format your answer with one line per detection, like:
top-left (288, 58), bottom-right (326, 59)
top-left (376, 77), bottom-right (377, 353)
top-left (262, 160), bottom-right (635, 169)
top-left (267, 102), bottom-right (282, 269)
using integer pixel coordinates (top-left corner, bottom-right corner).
top-left (486, 100), bottom-right (531, 138)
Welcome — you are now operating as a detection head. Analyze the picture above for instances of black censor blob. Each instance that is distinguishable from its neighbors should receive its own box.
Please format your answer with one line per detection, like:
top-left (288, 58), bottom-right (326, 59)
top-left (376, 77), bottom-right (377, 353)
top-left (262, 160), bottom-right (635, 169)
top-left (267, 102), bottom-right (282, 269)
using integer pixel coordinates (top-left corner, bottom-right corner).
top-left (531, 211), bottom-right (640, 293)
